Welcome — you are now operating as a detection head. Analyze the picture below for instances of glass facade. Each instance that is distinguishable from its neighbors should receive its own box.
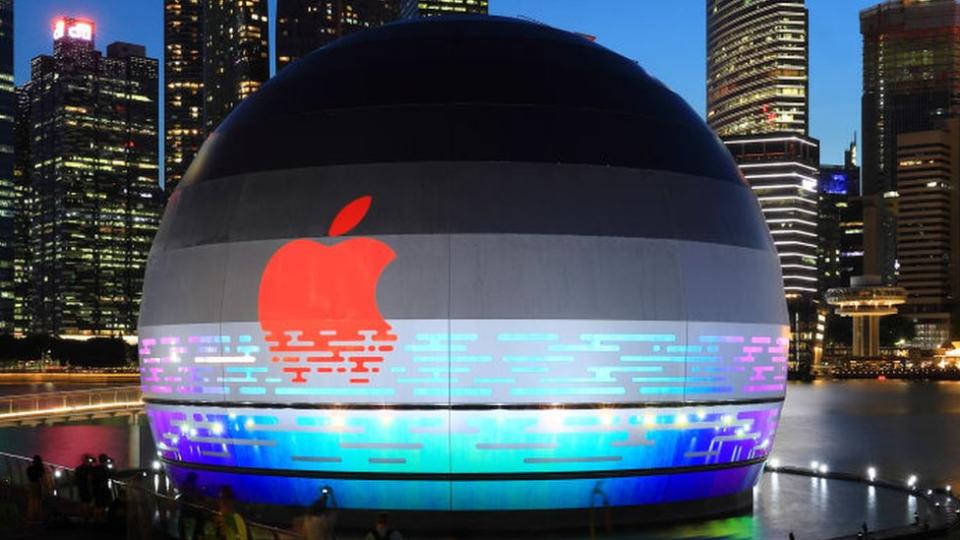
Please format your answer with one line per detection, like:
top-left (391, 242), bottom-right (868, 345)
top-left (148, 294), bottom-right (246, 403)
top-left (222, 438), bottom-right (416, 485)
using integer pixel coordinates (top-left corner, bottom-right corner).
top-left (895, 118), bottom-right (960, 349)
top-left (706, 0), bottom-right (808, 137)
top-left (0, 0), bottom-right (14, 334)
top-left (276, 1), bottom-right (400, 72)
top-left (400, 0), bottom-right (488, 18)
top-left (202, 0), bottom-right (269, 136)
top-left (163, 0), bottom-right (204, 196)
top-left (860, 0), bottom-right (960, 283)
top-left (818, 139), bottom-right (864, 294)
top-left (23, 21), bottom-right (162, 337)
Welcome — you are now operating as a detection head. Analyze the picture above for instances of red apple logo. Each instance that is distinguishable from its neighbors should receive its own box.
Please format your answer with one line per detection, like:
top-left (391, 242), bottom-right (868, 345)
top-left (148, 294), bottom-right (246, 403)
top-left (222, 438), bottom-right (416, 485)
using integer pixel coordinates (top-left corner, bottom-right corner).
top-left (257, 195), bottom-right (397, 385)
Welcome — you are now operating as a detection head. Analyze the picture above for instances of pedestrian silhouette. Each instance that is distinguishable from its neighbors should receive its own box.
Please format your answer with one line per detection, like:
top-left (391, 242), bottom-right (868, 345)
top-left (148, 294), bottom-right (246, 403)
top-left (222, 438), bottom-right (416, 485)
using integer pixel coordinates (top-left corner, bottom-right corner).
top-left (25, 455), bottom-right (46, 523)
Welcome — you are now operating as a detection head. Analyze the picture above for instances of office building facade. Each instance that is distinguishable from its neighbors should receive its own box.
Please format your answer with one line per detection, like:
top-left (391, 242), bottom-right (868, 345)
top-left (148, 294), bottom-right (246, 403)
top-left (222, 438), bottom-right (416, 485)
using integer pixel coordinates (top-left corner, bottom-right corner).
top-left (163, 0), bottom-right (204, 196)
top-left (0, 0), bottom-right (14, 333)
top-left (202, 0), bottom-right (269, 136)
top-left (400, 0), bottom-right (487, 18)
top-left (277, 1), bottom-right (400, 71)
top-left (706, 0), bottom-right (808, 137)
top-left (895, 119), bottom-right (960, 349)
top-left (819, 139), bottom-right (864, 294)
top-left (25, 19), bottom-right (162, 337)
top-left (861, 0), bottom-right (960, 283)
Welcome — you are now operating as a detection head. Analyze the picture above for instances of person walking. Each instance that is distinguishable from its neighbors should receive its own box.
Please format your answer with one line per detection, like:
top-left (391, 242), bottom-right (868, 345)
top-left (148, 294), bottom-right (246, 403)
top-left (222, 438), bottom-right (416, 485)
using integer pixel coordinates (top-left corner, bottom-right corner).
top-left (215, 486), bottom-right (247, 540)
top-left (300, 487), bottom-right (336, 540)
top-left (75, 454), bottom-right (95, 521)
top-left (364, 512), bottom-right (402, 540)
top-left (91, 454), bottom-right (113, 521)
top-left (25, 455), bottom-right (46, 523)
top-left (177, 472), bottom-right (204, 539)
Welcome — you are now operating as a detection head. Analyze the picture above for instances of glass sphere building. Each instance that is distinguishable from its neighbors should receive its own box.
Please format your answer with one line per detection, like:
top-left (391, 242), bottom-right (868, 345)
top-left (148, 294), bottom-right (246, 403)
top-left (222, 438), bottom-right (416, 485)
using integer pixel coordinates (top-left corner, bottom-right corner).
top-left (139, 16), bottom-right (788, 525)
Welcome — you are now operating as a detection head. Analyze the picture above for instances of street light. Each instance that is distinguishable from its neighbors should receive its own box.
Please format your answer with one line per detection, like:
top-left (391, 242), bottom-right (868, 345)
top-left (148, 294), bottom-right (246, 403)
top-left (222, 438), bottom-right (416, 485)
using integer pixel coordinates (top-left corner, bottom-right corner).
top-left (868, 467), bottom-right (877, 482)
top-left (907, 475), bottom-right (918, 489)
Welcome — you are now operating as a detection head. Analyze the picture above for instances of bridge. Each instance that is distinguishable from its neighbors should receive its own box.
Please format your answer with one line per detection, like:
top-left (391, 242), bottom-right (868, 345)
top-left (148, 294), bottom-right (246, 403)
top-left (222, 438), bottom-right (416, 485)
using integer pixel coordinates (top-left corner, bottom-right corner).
top-left (0, 385), bottom-right (143, 427)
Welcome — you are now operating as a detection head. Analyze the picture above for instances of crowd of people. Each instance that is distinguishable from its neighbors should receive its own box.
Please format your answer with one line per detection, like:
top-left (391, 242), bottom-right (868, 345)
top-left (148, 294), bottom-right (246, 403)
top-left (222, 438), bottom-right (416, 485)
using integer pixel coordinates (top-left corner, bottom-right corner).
top-left (19, 453), bottom-right (405, 540)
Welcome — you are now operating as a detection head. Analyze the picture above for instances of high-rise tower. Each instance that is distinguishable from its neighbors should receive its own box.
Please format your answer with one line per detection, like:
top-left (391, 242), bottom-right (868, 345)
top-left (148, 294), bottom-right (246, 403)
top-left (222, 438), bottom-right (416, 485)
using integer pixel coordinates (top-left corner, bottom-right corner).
top-left (708, 0), bottom-right (820, 373)
top-left (861, 0), bottom-right (960, 283)
top-left (400, 0), bottom-right (487, 18)
top-left (202, 0), bottom-right (269, 136)
top-left (277, 1), bottom-right (400, 72)
top-left (164, 0), bottom-right (204, 196)
top-left (0, 0), bottom-right (14, 334)
top-left (25, 19), bottom-right (162, 337)
top-left (706, 0), bottom-right (808, 137)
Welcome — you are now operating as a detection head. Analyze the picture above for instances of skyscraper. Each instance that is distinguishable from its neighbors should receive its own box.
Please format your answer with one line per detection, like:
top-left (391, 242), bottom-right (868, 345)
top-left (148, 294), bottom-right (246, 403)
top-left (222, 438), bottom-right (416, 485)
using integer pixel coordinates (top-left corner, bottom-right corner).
top-left (707, 0), bottom-right (819, 372)
top-left (13, 86), bottom-right (31, 336)
top-left (25, 19), bottom-right (162, 337)
top-left (164, 0), bottom-right (203, 196)
top-left (202, 0), bottom-right (269, 136)
top-left (400, 0), bottom-right (487, 18)
top-left (706, 0), bottom-right (808, 137)
top-left (861, 0), bottom-right (960, 282)
top-left (895, 119), bottom-right (960, 349)
top-left (724, 135), bottom-right (821, 296)
top-left (0, 0), bottom-right (14, 334)
top-left (819, 138), bottom-right (864, 295)
top-left (277, 1), bottom-right (400, 71)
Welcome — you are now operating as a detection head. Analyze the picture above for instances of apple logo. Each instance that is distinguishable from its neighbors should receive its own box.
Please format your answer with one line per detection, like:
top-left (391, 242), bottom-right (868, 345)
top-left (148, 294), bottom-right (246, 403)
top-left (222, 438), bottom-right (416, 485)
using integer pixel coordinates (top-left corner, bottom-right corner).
top-left (258, 195), bottom-right (397, 385)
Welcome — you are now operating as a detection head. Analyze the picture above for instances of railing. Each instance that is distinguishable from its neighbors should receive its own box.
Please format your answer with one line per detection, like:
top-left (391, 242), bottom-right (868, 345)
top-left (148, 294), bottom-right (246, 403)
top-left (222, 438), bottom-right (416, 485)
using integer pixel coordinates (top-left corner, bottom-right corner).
top-left (0, 385), bottom-right (143, 426)
top-left (0, 451), bottom-right (301, 539)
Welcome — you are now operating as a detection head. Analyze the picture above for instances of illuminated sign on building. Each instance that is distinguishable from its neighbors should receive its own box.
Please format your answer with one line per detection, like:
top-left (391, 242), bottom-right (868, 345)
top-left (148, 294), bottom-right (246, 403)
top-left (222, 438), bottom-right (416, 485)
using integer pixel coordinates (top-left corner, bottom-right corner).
top-left (53, 19), bottom-right (93, 42)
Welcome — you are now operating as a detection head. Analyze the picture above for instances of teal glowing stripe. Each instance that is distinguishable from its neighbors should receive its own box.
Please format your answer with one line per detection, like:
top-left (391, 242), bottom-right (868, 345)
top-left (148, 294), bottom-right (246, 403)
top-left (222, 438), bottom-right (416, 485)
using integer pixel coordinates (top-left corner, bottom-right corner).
top-left (220, 377), bottom-right (255, 383)
top-left (632, 377), bottom-right (722, 383)
top-left (418, 367), bottom-right (470, 373)
top-left (415, 388), bottom-right (491, 397)
top-left (620, 355), bottom-right (685, 363)
top-left (639, 387), bottom-right (683, 395)
top-left (236, 345), bottom-right (259, 354)
top-left (238, 335), bottom-right (252, 343)
top-left (474, 377), bottom-right (515, 384)
top-left (413, 356), bottom-right (447, 363)
top-left (397, 377), bottom-right (458, 384)
top-left (511, 387), bottom-right (625, 396)
top-left (497, 333), bottom-right (559, 341)
top-left (688, 356), bottom-right (721, 362)
top-left (511, 366), bottom-right (548, 373)
top-left (692, 366), bottom-right (736, 372)
top-left (218, 336), bottom-right (231, 343)
top-left (503, 355), bottom-right (574, 362)
top-left (405, 344), bottom-right (466, 352)
top-left (548, 344), bottom-right (619, 352)
top-left (226, 367), bottom-right (268, 373)
top-left (239, 387), bottom-right (266, 395)
top-left (276, 387), bottom-right (395, 396)
top-left (452, 355), bottom-right (492, 362)
top-left (581, 333), bottom-right (677, 342)
top-left (686, 386), bottom-right (733, 394)
top-left (595, 366), bottom-right (663, 373)
top-left (414, 333), bottom-right (478, 341)
top-left (666, 345), bottom-right (702, 353)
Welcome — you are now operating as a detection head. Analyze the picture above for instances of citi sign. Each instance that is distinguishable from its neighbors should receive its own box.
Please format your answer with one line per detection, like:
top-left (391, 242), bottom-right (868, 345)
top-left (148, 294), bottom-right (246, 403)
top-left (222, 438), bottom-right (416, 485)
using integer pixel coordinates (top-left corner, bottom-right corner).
top-left (53, 19), bottom-right (93, 42)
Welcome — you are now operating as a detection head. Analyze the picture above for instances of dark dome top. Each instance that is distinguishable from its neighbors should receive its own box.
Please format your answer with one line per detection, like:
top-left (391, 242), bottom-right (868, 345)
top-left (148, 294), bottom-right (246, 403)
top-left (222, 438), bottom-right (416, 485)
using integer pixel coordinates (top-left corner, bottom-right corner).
top-left (184, 16), bottom-right (741, 186)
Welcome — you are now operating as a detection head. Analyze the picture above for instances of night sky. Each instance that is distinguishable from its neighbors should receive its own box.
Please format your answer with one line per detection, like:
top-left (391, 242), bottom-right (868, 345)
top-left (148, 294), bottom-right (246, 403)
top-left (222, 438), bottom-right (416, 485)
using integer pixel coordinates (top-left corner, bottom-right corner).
top-left (14, 0), bottom-right (876, 164)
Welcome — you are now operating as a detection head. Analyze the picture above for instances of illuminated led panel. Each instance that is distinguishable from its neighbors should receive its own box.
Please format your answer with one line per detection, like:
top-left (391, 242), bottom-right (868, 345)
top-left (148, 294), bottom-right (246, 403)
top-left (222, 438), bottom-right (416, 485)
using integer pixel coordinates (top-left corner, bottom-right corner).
top-left (139, 17), bottom-right (788, 518)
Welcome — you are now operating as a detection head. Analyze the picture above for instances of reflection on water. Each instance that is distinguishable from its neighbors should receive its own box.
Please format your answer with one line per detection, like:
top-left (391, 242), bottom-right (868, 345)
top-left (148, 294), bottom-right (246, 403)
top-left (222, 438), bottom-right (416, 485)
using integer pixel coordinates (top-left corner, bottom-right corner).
top-left (0, 380), bottom-right (956, 538)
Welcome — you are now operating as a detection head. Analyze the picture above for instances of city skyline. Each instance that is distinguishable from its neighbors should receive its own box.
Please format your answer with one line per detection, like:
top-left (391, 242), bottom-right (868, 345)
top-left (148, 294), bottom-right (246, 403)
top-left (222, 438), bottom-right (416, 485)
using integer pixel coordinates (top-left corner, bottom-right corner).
top-left (14, 0), bottom-right (874, 165)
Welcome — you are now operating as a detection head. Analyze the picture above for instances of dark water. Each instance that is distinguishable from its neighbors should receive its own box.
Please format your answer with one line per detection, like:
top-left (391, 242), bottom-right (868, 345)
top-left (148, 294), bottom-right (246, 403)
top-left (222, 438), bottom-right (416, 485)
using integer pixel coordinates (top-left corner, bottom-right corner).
top-left (0, 380), bottom-right (956, 538)
top-left (0, 381), bottom-right (118, 396)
